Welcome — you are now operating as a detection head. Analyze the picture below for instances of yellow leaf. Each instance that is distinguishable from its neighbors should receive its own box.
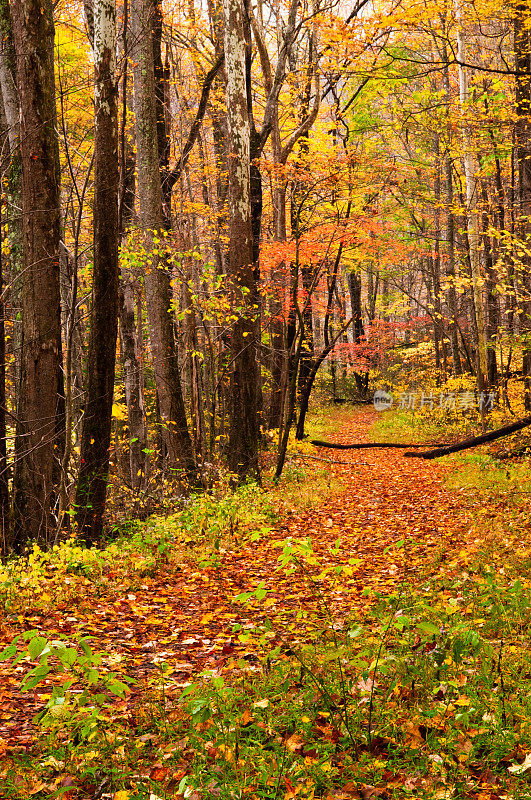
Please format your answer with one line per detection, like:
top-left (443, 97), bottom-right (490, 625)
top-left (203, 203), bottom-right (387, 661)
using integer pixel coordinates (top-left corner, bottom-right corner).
top-left (455, 695), bottom-right (470, 706)
top-left (113, 792), bottom-right (130, 800)
top-left (112, 403), bottom-right (128, 420)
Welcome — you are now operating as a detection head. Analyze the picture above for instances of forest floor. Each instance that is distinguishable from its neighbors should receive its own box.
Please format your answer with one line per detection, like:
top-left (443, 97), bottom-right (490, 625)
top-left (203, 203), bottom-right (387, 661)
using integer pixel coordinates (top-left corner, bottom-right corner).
top-left (2, 407), bottom-right (531, 799)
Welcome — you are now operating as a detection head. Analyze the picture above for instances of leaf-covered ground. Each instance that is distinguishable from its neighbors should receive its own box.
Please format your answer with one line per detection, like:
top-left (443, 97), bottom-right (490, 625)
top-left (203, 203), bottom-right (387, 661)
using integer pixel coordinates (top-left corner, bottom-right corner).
top-left (1, 408), bottom-right (531, 799)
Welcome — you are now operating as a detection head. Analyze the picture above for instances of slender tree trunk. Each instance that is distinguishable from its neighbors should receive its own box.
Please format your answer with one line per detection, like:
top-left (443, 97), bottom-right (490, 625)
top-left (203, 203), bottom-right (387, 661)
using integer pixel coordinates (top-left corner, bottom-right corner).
top-left (456, 15), bottom-right (488, 403)
top-left (432, 138), bottom-right (448, 376)
top-left (132, 0), bottom-right (196, 482)
top-left (442, 46), bottom-right (462, 375)
top-left (11, 0), bottom-right (63, 550)
top-left (118, 0), bottom-right (148, 491)
top-left (268, 178), bottom-right (287, 429)
top-left (480, 179), bottom-right (499, 386)
top-left (0, 204), bottom-right (9, 552)
top-left (120, 279), bottom-right (148, 489)
top-left (514, 0), bottom-right (531, 409)
top-left (75, 0), bottom-right (120, 542)
top-left (223, 0), bottom-right (259, 479)
top-left (347, 269), bottom-right (368, 395)
top-left (0, 2), bottom-right (22, 296)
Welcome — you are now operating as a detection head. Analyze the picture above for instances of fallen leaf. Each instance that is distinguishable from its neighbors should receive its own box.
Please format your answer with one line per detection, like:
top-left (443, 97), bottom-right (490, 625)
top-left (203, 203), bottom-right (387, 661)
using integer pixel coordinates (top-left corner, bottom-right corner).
top-left (508, 753), bottom-right (531, 774)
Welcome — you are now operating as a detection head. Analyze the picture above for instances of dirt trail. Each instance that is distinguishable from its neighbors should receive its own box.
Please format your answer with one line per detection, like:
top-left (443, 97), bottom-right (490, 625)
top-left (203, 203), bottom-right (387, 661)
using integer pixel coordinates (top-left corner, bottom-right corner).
top-left (0, 408), bottom-right (476, 748)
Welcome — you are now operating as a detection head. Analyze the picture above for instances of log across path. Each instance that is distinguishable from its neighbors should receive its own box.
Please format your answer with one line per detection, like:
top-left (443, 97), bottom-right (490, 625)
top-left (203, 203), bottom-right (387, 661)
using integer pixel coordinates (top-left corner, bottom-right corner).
top-left (311, 439), bottom-right (443, 449)
top-left (313, 413), bottom-right (531, 459)
top-left (0, 409), bottom-right (482, 750)
top-left (404, 414), bottom-right (531, 459)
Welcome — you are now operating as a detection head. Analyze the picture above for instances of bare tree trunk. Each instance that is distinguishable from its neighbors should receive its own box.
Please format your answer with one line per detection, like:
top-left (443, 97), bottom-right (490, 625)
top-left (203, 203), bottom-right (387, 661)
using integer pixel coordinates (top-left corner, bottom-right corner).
top-left (118, 0), bottom-right (148, 491)
top-left (75, 0), bottom-right (120, 542)
top-left (515, 0), bottom-right (531, 409)
top-left (268, 176), bottom-right (287, 429)
top-left (132, 0), bottom-right (196, 483)
top-left (120, 279), bottom-right (148, 489)
top-left (348, 269), bottom-right (368, 395)
top-left (223, 0), bottom-right (259, 479)
top-left (11, 0), bottom-right (63, 550)
top-left (456, 15), bottom-right (488, 406)
top-left (442, 45), bottom-right (462, 375)
top-left (0, 204), bottom-right (9, 552)
top-left (0, 0), bottom-right (23, 458)
top-left (480, 179), bottom-right (499, 387)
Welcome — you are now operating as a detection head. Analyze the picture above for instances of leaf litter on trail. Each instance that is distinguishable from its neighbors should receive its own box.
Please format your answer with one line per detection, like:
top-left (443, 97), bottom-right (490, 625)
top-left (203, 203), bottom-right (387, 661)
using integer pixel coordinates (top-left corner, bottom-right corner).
top-left (1, 409), bottom-right (530, 799)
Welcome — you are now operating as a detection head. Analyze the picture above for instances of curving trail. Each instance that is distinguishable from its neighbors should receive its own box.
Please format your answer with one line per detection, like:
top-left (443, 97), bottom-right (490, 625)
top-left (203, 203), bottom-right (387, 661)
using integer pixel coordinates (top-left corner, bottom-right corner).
top-left (0, 408), bottom-right (477, 751)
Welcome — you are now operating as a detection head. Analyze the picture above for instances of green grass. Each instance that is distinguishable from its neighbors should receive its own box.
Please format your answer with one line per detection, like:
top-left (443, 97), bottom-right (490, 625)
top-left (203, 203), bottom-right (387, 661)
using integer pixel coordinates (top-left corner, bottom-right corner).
top-left (4, 404), bottom-right (531, 798)
top-left (5, 540), bottom-right (531, 799)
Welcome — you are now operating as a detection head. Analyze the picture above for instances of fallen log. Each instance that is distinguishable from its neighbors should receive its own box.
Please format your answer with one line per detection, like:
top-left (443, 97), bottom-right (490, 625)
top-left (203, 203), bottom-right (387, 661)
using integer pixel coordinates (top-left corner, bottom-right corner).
top-left (310, 439), bottom-right (443, 450)
top-left (404, 415), bottom-right (531, 459)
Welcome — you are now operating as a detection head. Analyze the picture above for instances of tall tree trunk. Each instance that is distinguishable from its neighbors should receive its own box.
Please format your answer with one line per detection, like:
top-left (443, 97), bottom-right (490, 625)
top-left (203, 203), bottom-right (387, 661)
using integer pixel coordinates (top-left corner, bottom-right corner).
top-left (0, 0), bottom-right (23, 474)
top-left (132, 0), bottom-right (197, 483)
top-left (432, 138), bottom-right (448, 377)
top-left (75, 0), bottom-right (120, 542)
top-left (442, 43), bottom-right (462, 375)
top-left (11, 0), bottom-right (62, 550)
top-left (515, 0), bottom-right (531, 409)
top-left (456, 15), bottom-right (488, 402)
top-left (480, 179), bottom-right (499, 387)
top-left (118, 0), bottom-right (148, 490)
top-left (0, 203), bottom-right (9, 551)
top-left (268, 175), bottom-right (287, 429)
top-left (119, 279), bottom-right (147, 490)
top-left (348, 269), bottom-right (369, 395)
top-left (223, 0), bottom-right (259, 479)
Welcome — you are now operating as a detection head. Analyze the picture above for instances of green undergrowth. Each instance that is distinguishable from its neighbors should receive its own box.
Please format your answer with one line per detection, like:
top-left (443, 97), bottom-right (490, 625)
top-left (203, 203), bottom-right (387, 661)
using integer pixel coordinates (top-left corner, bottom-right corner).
top-left (369, 371), bottom-right (531, 448)
top-left (5, 405), bottom-right (531, 797)
top-left (370, 405), bottom-right (531, 501)
top-left (4, 536), bottom-right (531, 798)
top-left (0, 407), bottom-right (345, 617)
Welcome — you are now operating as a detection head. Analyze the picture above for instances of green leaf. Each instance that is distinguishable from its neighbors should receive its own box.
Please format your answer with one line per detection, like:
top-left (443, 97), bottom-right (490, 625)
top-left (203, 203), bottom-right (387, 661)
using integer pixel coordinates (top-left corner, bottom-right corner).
top-left (0, 644), bottom-right (17, 661)
top-left (418, 621), bottom-right (439, 635)
top-left (256, 586), bottom-right (268, 602)
top-left (28, 636), bottom-right (48, 659)
top-left (106, 680), bottom-right (129, 697)
top-left (21, 664), bottom-right (51, 690)
top-left (87, 668), bottom-right (99, 684)
top-left (57, 647), bottom-right (78, 667)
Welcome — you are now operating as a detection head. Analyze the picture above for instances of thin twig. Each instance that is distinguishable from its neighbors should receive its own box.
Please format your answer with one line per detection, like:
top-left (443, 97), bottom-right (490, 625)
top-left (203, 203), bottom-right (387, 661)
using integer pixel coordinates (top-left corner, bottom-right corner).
top-left (288, 454), bottom-right (360, 466)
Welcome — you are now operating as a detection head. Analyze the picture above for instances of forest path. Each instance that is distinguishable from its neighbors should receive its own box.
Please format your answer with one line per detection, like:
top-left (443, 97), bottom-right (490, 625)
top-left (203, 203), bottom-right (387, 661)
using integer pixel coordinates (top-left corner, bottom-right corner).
top-left (0, 408), bottom-right (477, 749)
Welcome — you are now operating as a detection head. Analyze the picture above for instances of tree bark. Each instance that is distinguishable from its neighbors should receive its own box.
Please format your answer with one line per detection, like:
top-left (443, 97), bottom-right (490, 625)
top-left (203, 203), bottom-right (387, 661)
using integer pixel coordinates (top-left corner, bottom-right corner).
top-left (0, 202), bottom-right (9, 551)
top-left (119, 278), bottom-right (148, 490)
top-left (118, 0), bottom-right (148, 490)
top-left (223, 0), bottom-right (259, 479)
top-left (132, 0), bottom-right (197, 483)
top-left (11, 0), bottom-right (63, 550)
top-left (456, 15), bottom-right (488, 402)
top-left (75, 0), bottom-right (120, 542)
top-left (514, 0), bottom-right (531, 409)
